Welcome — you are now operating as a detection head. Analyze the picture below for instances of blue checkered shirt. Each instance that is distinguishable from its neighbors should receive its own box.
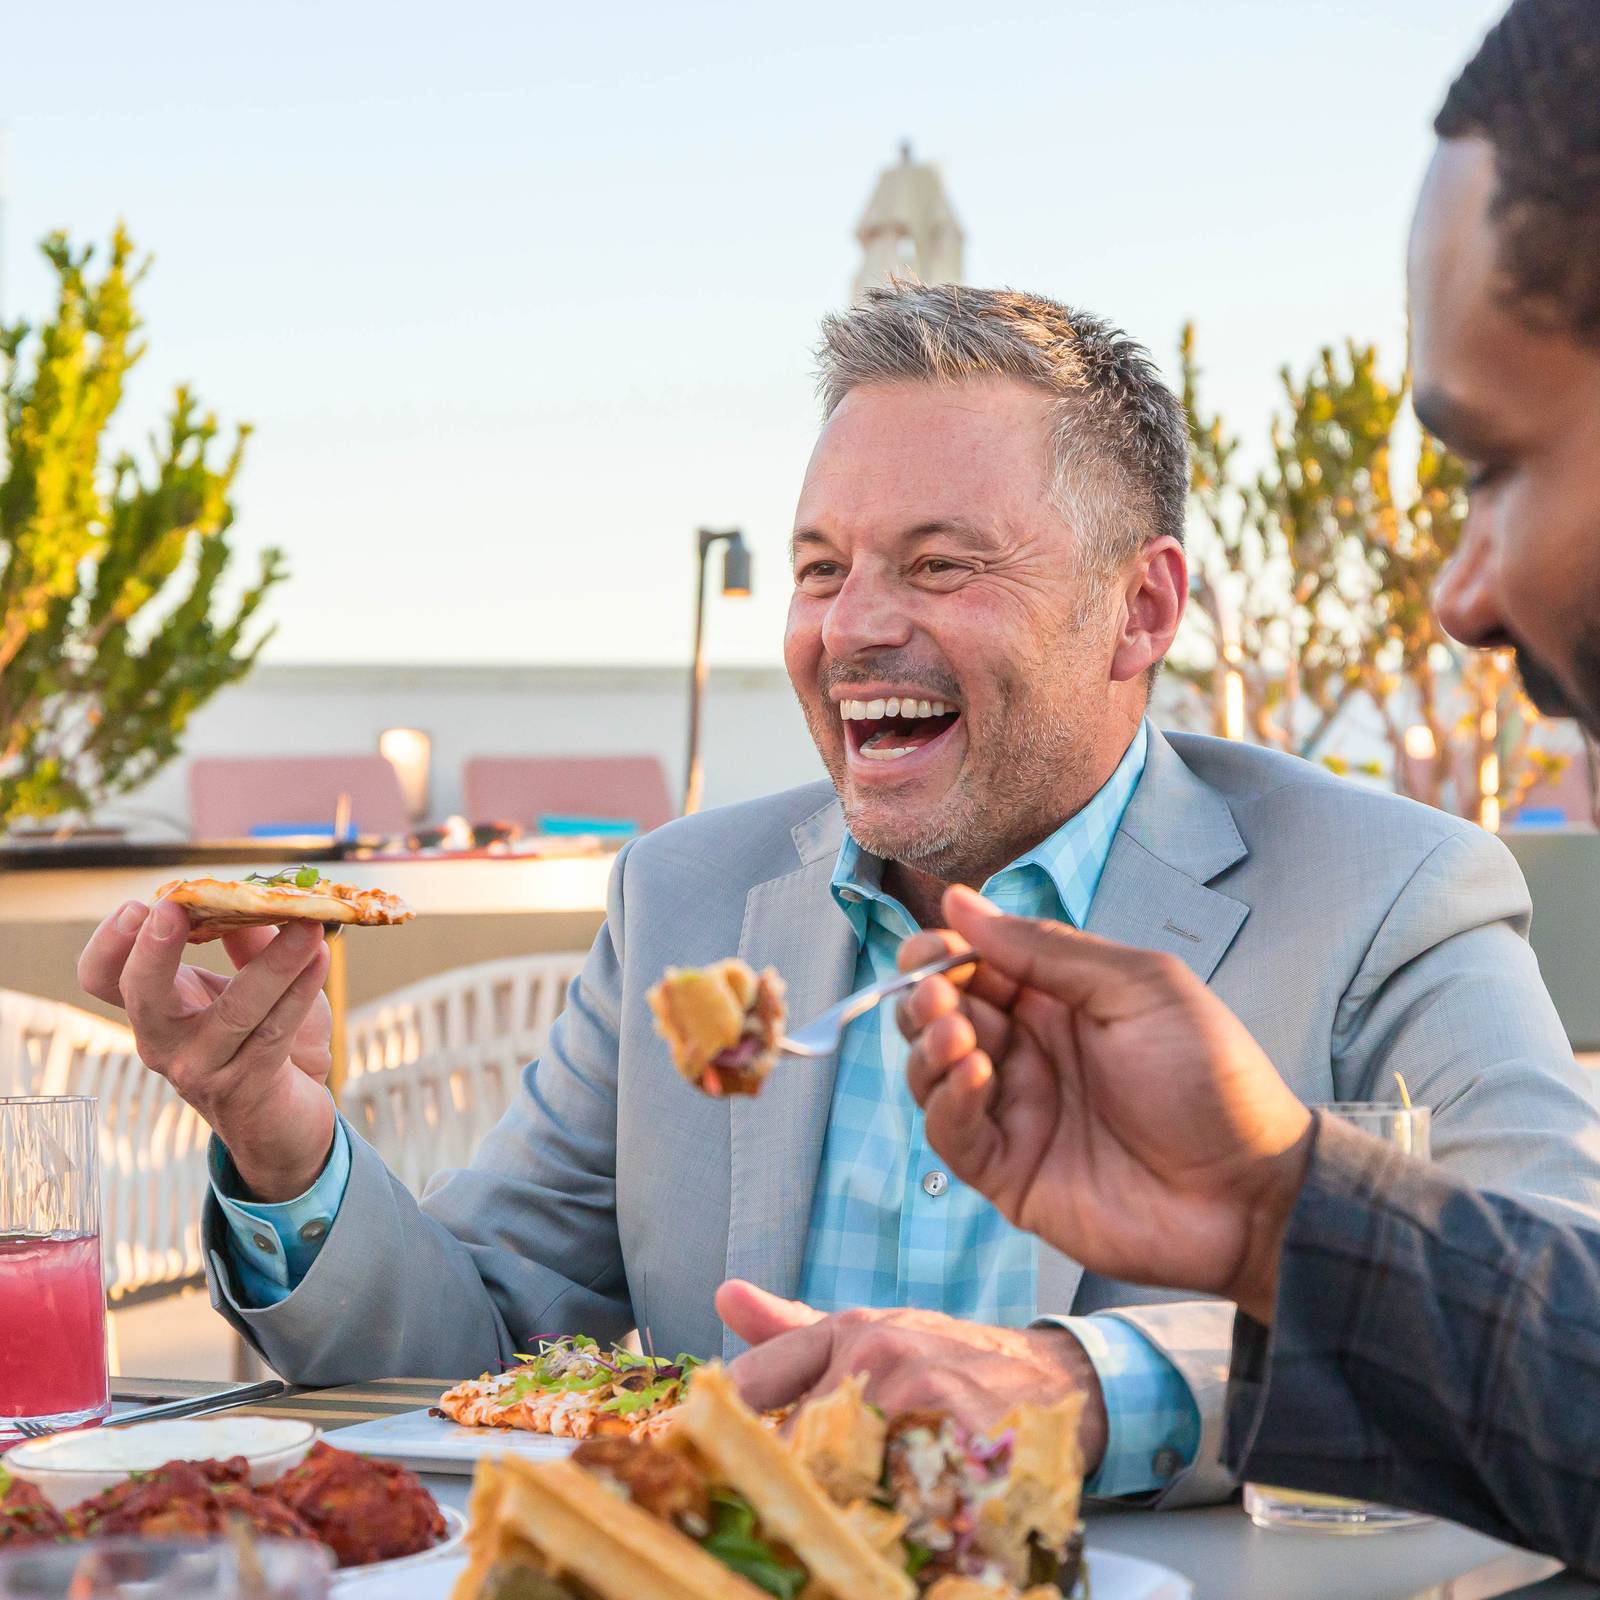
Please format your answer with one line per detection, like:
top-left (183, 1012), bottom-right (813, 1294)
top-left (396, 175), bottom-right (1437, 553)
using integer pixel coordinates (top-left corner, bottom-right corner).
top-left (798, 721), bottom-right (1199, 1497)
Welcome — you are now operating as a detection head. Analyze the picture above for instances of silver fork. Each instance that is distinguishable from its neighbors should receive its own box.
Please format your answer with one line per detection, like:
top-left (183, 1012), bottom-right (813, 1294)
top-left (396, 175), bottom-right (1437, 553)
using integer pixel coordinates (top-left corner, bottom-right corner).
top-left (6, 1418), bottom-right (54, 1440)
top-left (780, 948), bottom-right (975, 1058)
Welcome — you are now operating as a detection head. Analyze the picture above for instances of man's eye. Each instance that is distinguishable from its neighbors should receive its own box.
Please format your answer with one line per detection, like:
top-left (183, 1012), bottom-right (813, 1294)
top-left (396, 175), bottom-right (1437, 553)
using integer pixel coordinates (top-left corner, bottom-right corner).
top-left (796, 561), bottom-right (842, 582)
top-left (918, 558), bottom-right (965, 576)
top-left (1466, 463), bottom-right (1505, 493)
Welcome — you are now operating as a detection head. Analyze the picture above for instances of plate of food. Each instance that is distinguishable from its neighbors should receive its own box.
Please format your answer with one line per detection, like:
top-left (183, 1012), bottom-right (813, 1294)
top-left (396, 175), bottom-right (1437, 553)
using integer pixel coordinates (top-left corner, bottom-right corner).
top-left (453, 1359), bottom-right (1102, 1600)
top-left (332, 1337), bottom-right (784, 1474)
top-left (0, 1421), bottom-right (458, 1586)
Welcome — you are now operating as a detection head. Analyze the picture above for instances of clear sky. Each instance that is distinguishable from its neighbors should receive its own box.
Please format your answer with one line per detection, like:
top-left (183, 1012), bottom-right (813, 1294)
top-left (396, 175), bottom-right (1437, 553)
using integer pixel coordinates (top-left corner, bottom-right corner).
top-left (3, 0), bottom-right (1503, 666)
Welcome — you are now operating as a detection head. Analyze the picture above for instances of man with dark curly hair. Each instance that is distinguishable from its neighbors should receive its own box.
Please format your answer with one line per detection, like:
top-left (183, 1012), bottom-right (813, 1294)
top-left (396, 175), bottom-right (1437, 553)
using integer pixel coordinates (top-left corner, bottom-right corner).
top-left (896, 0), bottom-right (1600, 1573)
top-left (1423, 0), bottom-right (1600, 728)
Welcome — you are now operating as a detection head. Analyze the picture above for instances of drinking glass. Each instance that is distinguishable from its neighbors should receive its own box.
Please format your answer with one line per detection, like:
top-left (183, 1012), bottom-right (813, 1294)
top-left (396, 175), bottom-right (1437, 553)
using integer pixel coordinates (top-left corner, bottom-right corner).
top-left (0, 1097), bottom-right (110, 1443)
top-left (1244, 1101), bottom-right (1432, 1534)
top-left (0, 1539), bottom-right (332, 1599)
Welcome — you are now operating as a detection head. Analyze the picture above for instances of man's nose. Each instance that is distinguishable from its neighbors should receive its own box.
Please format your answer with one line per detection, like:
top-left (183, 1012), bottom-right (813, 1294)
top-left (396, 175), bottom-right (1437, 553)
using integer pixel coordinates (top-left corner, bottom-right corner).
top-left (821, 567), bottom-right (914, 660)
top-left (1434, 518), bottom-right (1505, 649)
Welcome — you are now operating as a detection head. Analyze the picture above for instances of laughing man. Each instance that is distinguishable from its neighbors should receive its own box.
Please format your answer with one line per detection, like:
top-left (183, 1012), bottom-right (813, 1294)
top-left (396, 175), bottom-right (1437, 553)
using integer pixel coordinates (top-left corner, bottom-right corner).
top-left (82, 284), bottom-right (1600, 1506)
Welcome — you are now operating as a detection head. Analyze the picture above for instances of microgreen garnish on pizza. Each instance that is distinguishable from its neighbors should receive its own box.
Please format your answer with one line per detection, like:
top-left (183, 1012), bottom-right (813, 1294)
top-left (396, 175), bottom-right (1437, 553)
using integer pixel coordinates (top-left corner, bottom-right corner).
top-left (152, 870), bottom-right (414, 944)
top-left (436, 1336), bottom-right (705, 1442)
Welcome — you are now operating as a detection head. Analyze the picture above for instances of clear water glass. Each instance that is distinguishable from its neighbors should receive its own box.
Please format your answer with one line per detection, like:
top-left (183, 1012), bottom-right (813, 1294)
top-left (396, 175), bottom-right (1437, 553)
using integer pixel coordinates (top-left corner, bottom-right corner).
top-left (0, 1096), bottom-right (111, 1442)
top-left (1244, 1100), bottom-right (1433, 1534)
top-left (0, 1539), bottom-right (332, 1598)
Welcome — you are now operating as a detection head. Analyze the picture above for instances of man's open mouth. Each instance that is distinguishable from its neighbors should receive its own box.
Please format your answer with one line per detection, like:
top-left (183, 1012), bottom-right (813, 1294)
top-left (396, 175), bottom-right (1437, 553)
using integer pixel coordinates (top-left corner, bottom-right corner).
top-left (838, 694), bottom-right (962, 762)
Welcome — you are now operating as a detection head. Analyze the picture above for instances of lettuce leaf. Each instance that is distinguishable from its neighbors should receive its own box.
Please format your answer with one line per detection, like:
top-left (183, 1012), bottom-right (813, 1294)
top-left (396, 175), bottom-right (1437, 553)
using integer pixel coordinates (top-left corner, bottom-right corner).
top-left (702, 1489), bottom-right (808, 1600)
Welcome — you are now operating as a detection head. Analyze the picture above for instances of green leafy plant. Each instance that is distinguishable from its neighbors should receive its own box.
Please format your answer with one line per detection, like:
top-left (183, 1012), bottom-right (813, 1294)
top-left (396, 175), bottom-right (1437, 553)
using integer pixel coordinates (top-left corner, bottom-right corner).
top-left (1171, 323), bottom-right (1568, 825)
top-left (0, 226), bottom-right (284, 829)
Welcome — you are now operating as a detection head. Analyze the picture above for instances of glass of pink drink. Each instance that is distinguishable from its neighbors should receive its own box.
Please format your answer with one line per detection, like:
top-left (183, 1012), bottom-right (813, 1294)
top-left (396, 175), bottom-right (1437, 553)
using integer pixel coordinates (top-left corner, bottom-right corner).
top-left (1, 1097), bottom-right (110, 1445)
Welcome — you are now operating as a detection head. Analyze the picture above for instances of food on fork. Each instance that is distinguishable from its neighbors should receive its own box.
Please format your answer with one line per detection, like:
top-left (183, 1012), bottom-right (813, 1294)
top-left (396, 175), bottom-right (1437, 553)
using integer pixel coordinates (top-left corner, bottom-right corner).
top-left (153, 866), bottom-right (414, 944)
top-left (437, 1336), bottom-right (706, 1442)
top-left (453, 1362), bottom-right (1086, 1600)
top-left (647, 958), bottom-right (787, 1097)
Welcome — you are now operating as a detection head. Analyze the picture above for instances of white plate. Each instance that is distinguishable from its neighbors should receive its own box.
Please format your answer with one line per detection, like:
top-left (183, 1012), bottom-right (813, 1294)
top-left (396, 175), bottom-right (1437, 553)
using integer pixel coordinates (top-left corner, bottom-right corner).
top-left (328, 1407), bottom-right (577, 1475)
top-left (1088, 1548), bottom-right (1195, 1600)
top-left (7, 1418), bottom-right (319, 1510)
top-left (323, 1539), bottom-right (1188, 1600)
top-left (333, 1504), bottom-right (466, 1590)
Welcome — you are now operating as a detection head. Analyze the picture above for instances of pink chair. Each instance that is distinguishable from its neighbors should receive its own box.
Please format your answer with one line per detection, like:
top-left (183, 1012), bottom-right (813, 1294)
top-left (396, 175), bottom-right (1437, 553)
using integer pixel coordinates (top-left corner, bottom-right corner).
top-left (188, 755), bottom-right (411, 839)
top-left (462, 755), bottom-right (674, 834)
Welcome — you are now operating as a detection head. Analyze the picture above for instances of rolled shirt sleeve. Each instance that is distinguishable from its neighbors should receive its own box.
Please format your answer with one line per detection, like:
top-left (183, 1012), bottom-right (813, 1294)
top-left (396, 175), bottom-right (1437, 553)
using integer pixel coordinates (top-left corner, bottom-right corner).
top-left (1058, 1314), bottom-right (1202, 1498)
top-left (208, 1112), bottom-right (352, 1307)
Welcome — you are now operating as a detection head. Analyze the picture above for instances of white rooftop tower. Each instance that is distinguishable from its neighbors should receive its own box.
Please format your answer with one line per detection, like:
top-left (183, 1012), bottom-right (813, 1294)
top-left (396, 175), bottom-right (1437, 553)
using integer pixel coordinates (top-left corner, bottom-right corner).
top-left (852, 141), bottom-right (964, 300)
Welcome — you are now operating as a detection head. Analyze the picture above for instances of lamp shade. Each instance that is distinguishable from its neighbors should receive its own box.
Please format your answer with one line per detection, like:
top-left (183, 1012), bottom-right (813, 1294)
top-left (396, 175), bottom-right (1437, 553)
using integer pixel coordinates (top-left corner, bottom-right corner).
top-left (721, 536), bottom-right (753, 597)
top-left (379, 727), bottom-right (431, 821)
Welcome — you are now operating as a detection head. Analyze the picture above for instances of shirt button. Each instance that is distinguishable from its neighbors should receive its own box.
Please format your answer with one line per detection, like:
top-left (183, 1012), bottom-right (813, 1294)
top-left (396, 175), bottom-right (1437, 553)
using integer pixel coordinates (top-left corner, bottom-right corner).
top-left (921, 1170), bottom-right (950, 1198)
top-left (250, 1232), bottom-right (278, 1255)
top-left (298, 1219), bottom-right (329, 1243)
top-left (1152, 1447), bottom-right (1182, 1480)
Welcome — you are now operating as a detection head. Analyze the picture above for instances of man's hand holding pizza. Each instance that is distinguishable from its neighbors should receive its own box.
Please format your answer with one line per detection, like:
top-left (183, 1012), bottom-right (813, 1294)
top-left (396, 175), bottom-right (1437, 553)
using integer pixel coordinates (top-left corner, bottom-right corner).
top-left (78, 899), bottom-right (337, 1202)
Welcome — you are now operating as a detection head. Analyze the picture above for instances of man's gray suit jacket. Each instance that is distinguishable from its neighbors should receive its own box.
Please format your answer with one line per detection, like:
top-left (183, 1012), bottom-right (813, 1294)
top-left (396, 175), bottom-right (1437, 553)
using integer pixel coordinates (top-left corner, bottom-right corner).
top-left (204, 727), bottom-right (1600, 1506)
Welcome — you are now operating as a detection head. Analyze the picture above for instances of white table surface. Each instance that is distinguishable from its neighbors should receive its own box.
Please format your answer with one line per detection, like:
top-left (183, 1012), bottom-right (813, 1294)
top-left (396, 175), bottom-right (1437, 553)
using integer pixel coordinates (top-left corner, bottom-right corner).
top-left (415, 1472), bottom-right (1573, 1600)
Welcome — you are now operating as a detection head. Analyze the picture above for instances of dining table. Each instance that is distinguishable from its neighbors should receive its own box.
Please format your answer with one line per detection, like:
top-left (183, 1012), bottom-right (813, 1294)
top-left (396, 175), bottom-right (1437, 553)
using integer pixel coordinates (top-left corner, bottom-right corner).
top-left (97, 1376), bottom-right (1590, 1600)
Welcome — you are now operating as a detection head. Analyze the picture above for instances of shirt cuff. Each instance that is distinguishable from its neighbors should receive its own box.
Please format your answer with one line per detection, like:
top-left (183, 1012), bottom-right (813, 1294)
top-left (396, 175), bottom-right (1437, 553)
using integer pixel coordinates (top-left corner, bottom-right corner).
top-left (208, 1111), bottom-right (351, 1308)
top-left (1057, 1314), bottom-right (1203, 1498)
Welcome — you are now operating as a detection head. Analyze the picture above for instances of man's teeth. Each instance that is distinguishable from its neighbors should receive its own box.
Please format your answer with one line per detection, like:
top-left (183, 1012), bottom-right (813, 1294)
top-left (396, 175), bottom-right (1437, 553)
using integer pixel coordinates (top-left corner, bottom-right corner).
top-left (838, 698), bottom-right (952, 720)
top-left (859, 744), bottom-right (918, 761)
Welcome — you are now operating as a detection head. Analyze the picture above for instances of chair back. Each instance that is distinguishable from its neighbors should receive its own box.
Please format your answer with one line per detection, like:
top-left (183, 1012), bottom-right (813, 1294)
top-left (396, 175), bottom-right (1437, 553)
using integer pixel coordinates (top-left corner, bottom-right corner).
top-left (343, 953), bottom-right (587, 1194)
top-left (189, 754), bottom-right (410, 838)
top-left (2, 990), bottom-right (210, 1305)
top-left (462, 755), bottom-right (673, 834)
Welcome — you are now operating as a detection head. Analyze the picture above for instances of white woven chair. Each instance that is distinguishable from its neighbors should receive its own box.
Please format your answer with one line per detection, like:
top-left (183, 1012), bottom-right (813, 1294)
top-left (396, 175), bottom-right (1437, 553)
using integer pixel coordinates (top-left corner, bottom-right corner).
top-left (343, 953), bottom-right (587, 1195)
top-left (1, 989), bottom-right (210, 1306)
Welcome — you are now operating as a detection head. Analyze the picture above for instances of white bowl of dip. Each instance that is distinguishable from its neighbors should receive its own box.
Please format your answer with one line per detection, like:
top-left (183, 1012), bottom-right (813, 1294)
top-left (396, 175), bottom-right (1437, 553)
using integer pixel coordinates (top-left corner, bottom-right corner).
top-left (6, 1416), bottom-right (319, 1510)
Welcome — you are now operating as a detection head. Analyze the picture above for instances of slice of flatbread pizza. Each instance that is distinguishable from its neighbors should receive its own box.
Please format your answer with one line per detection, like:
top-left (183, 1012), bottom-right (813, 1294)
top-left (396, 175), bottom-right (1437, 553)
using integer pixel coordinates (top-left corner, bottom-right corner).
top-left (154, 867), bottom-right (415, 944)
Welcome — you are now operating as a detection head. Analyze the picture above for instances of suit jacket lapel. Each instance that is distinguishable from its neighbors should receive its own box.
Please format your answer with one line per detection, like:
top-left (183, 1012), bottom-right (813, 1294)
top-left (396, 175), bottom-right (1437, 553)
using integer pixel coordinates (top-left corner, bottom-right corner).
top-left (1040, 729), bottom-right (1253, 1312)
top-left (723, 800), bottom-right (857, 1356)
top-left (1085, 726), bottom-right (1250, 985)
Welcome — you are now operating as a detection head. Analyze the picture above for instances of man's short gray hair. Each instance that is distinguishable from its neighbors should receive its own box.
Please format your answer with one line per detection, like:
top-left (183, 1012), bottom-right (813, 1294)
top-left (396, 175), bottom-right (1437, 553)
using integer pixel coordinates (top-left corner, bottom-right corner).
top-left (816, 283), bottom-right (1188, 573)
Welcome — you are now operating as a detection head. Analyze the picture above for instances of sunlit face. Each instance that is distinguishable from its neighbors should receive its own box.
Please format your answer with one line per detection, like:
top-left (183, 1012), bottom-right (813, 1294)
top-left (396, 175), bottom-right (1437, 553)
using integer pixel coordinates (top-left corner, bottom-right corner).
top-left (783, 378), bottom-right (1131, 878)
top-left (1412, 137), bottom-right (1600, 735)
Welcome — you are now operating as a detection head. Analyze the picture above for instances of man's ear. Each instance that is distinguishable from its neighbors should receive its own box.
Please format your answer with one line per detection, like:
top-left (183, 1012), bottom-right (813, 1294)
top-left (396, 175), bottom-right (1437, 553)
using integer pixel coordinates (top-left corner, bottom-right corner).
top-left (1109, 537), bottom-right (1187, 684)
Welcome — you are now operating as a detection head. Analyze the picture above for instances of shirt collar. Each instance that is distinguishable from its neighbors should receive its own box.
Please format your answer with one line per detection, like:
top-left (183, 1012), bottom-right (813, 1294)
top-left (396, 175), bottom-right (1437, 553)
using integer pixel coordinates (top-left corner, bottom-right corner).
top-left (831, 719), bottom-right (1150, 939)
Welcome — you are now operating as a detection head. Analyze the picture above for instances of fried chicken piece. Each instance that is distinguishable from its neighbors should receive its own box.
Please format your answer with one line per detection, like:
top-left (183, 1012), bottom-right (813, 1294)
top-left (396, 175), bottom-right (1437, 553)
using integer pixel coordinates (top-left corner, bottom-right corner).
top-left (571, 1436), bottom-right (712, 1534)
top-left (71, 1456), bottom-right (316, 1544)
top-left (270, 1441), bottom-right (444, 1567)
top-left (0, 1473), bottom-right (70, 1547)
